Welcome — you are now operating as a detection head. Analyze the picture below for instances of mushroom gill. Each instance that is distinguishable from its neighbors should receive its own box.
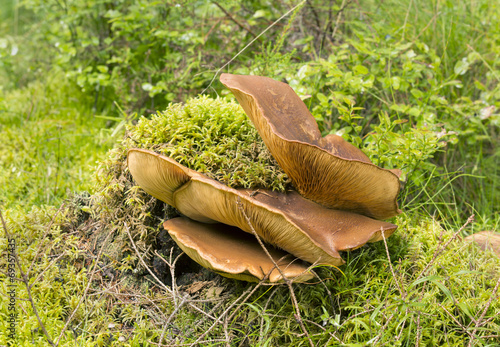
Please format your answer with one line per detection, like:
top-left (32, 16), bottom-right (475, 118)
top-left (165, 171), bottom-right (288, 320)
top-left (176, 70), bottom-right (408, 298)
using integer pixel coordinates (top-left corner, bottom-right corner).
top-left (220, 73), bottom-right (402, 220)
top-left (128, 148), bottom-right (397, 266)
top-left (164, 217), bottom-right (313, 283)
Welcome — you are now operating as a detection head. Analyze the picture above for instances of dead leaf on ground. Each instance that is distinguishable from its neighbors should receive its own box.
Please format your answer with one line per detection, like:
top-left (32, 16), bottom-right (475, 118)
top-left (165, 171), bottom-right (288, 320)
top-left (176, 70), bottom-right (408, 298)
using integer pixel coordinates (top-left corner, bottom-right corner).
top-left (184, 280), bottom-right (211, 294)
top-left (205, 286), bottom-right (224, 300)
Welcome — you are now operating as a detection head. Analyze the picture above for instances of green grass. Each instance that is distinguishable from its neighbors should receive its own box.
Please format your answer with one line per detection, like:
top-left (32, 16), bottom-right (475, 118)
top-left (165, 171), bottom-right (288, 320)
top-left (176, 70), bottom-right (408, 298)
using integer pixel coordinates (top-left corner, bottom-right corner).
top-left (1, 0), bottom-right (499, 345)
top-left (0, 74), bottom-right (119, 208)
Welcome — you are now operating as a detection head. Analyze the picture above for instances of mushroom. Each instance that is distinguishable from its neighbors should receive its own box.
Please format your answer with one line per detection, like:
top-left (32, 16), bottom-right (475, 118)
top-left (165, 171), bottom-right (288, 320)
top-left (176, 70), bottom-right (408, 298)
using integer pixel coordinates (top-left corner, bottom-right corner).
top-left (465, 231), bottom-right (500, 257)
top-left (220, 73), bottom-right (401, 220)
top-left (128, 148), bottom-right (398, 266)
top-left (164, 217), bottom-right (313, 283)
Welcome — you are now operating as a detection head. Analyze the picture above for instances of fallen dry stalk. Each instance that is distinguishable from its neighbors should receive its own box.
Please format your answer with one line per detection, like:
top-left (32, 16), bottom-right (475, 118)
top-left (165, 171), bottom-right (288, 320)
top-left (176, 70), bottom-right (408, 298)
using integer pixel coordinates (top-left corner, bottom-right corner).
top-left (26, 203), bottom-right (66, 278)
top-left (125, 222), bottom-right (173, 295)
top-left (55, 225), bottom-right (115, 346)
top-left (417, 215), bottom-right (475, 281)
top-left (188, 284), bottom-right (261, 346)
top-left (154, 248), bottom-right (184, 309)
top-left (236, 199), bottom-right (315, 347)
top-left (467, 274), bottom-right (500, 347)
top-left (1, 209), bottom-right (56, 346)
top-left (382, 229), bottom-right (406, 299)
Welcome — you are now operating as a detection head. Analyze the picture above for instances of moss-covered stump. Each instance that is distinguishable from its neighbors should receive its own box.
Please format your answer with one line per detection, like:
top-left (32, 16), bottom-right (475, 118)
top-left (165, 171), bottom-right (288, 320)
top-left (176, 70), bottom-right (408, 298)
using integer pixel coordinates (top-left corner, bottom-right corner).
top-left (77, 96), bottom-right (289, 285)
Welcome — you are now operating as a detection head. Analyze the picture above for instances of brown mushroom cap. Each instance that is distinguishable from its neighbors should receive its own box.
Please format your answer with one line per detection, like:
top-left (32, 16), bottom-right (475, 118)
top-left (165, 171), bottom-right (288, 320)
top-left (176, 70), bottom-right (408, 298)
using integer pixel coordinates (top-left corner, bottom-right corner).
top-left (465, 231), bottom-right (500, 257)
top-left (220, 73), bottom-right (402, 220)
top-left (164, 217), bottom-right (313, 283)
top-left (128, 148), bottom-right (398, 266)
top-left (127, 149), bottom-right (191, 206)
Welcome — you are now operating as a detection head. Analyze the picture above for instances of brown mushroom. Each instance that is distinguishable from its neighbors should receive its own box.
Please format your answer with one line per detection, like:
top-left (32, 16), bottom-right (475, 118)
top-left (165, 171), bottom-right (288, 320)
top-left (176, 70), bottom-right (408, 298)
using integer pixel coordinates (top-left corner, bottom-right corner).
top-left (220, 73), bottom-right (401, 220)
top-left (164, 217), bottom-right (313, 282)
top-left (126, 148), bottom-right (191, 206)
top-left (465, 231), bottom-right (500, 257)
top-left (128, 148), bottom-right (398, 266)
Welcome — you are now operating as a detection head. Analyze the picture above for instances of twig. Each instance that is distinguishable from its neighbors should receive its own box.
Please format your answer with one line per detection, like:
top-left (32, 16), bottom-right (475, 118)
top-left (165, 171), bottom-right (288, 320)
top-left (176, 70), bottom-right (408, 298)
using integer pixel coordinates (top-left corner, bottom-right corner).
top-left (159, 293), bottom-right (191, 345)
top-left (54, 226), bottom-right (115, 345)
top-left (413, 9), bottom-right (440, 41)
top-left (154, 248), bottom-right (184, 308)
top-left (126, 223), bottom-right (219, 329)
top-left (125, 223), bottom-right (173, 295)
top-left (259, 286), bottom-right (279, 343)
top-left (202, 0), bottom-right (306, 94)
top-left (202, 17), bottom-right (223, 43)
top-left (438, 303), bottom-right (474, 339)
top-left (189, 284), bottom-right (261, 346)
top-left (26, 203), bottom-right (66, 277)
top-left (401, 0), bottom-right (414, 41)
top-left (370, 311), bottom-right (396, 345)
top-left (151, 338), bottom-right (231, 347)
top-left (416, 215), bottom-right (474, 281)
top-left (467, 274), bottom-right (500, 347)
top-left (395, 307), bottom-right (409, 342)
top-left (415, 311), bottom-right (422, 347)
top-left (236, 199), bottom-right (315, 347)
top-left (305, 0), bottom-right (321, 34)
top-left (211, 1), bottom-right (259, 39)
top-left (381, 229), bottom-right (406, 299)
top-left (31, 252), bottom-right (66, 286)
top-left (1, 209), bottom-right (56, 346)
top-left (331, 0), bottom-right (351, 40)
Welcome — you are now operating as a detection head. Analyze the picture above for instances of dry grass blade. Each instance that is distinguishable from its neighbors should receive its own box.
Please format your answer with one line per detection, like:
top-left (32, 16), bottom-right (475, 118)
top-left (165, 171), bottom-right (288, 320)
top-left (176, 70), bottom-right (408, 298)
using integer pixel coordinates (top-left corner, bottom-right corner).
top-left (467, 274), bottom-right (500, 346)
top-left (211, 1), bottom-right (259, 39)
top-left (125, 222), bottom-right (173, 295)
top-left (1, 208), bottom-right (56, 346)
top-left (188, 284), bottom-right (262, 346)
top-left (415, 311), bottom-right (422, 347)
top-left (381, 229), bottom-right (406, 299)
top-left (370, 312), bottom-right (396, 345)
top-left (26, 203), bottom-right (66, 277)
top-left (54, 224), bottom-right (115, 346)
top-left (154, 248), bottom-right (184, 308)
top-left (438, 303), bottom-right (475, 339)
top-left (416, 215), bottom-right (474, 281)
top-left (236, 199), bottom-right (315, 347)
top-left (201, 0), bottom-right (306, 93)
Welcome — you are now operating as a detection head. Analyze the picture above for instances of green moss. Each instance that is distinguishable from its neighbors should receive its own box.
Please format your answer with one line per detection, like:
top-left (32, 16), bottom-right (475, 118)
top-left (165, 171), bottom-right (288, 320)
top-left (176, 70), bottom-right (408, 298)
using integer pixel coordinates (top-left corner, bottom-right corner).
top-left (85, 96), bottom-right (291, 280)
top-left (128, 95), bottom-right (289, 191)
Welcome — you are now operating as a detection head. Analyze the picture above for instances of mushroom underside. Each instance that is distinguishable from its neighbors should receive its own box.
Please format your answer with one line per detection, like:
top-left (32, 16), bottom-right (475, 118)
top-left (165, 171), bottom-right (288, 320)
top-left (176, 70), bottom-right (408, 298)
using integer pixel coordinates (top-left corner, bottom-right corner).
top-left (128, 148), bottom-right (398, 268)
top-left (164, 217), bottom-right (314, 283)
top-left (220, 73), bottom-right (402, 220)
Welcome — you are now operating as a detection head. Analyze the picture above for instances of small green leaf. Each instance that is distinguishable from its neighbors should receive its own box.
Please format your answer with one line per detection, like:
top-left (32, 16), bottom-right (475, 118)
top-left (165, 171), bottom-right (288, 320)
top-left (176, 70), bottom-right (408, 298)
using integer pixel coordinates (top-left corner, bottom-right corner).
top-left (454, 58), bottom-right (470, 75)
top-left (391, 76), bottom-right (401, 90)
top-left (353, 65), bottom-right (369, 75)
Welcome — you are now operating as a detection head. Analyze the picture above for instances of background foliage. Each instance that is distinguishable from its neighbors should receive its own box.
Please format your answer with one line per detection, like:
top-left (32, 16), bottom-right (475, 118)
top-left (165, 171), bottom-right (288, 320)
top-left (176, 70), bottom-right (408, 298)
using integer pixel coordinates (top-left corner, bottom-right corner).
top-left (1, 0), bottom-right (499, 345)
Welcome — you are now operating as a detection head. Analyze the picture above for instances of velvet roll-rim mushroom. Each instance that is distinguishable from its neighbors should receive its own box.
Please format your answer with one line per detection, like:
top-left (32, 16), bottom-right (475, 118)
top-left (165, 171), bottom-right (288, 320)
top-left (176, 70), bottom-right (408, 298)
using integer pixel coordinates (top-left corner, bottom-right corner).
top-left (164, 217), bottom-right (314, 283)
top-left (128, 148), bottom-right (397, 267)
top-left (220, 73), bottom-right (402, 220)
